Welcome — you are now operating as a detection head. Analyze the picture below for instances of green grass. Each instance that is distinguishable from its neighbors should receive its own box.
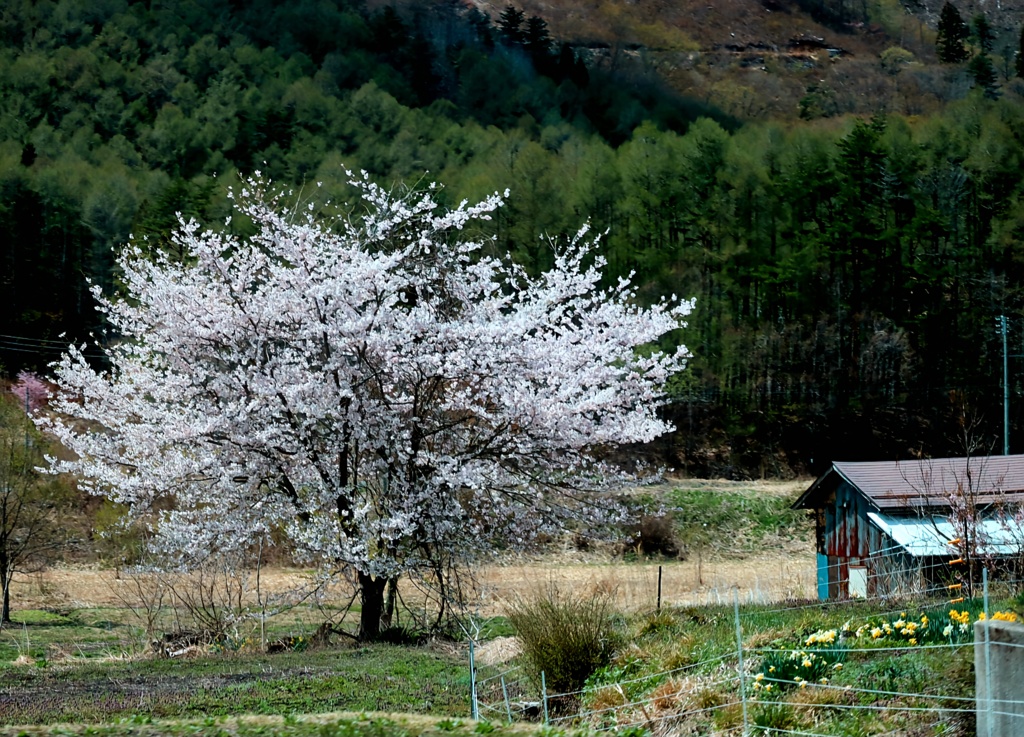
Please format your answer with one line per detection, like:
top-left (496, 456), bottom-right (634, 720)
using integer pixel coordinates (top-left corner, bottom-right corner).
top-left (668, 483), bottom-right (810, 553)
top-left (0, 712), bottom-right (553, 737)
top-left (0, 609), bottom-right (128, 662)
top-left (570, 594), bottom-right (1001, 736)
top-left (2, 560), bottom-right (1018, 737)
top-left (0, 634), bottom-right (470, 726)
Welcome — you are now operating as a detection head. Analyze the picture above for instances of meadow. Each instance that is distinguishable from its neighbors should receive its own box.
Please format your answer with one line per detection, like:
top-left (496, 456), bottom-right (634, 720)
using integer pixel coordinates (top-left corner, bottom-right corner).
top-left (3, 480), bottom-right (1016, 737)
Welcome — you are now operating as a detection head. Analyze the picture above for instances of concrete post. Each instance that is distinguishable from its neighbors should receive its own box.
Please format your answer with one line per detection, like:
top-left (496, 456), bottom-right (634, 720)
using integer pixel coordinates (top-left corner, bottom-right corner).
top-left (974, 618), bottom-right (1024, 736)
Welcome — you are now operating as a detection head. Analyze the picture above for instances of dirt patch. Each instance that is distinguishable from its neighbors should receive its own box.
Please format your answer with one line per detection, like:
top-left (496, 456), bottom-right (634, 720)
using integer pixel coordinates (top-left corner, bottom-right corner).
top-left (473, 636), bottom-right (522, 666)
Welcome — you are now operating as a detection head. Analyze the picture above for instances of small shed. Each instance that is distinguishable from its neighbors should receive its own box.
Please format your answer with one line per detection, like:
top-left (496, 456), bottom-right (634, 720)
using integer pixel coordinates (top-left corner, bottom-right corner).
top-left (793, 456), bottom-right (1024, 600)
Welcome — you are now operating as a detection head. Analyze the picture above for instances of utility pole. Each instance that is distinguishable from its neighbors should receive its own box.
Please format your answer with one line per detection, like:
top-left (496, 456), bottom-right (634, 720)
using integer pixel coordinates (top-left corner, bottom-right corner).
top-left (999, 315), bottom-right (1009, 455)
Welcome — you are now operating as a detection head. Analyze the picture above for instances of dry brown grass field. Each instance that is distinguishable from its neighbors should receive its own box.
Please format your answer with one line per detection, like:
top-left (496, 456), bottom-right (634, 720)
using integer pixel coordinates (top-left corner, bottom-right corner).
top-left (9, 479), bottom-right (815, 619)
top-left (9, 554), bottom-right (815, 619)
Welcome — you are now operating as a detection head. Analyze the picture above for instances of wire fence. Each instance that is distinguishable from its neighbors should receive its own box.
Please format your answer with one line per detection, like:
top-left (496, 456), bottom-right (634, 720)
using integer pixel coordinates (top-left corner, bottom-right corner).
top-left (468, 569), bottom-right (1024, 735)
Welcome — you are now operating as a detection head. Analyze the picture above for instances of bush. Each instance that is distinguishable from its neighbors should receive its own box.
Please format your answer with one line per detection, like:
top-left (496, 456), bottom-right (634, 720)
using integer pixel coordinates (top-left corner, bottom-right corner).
top-left (505, 586), bottom-right (619, 695)
top-left (630, 515), bottom-right (679, 556)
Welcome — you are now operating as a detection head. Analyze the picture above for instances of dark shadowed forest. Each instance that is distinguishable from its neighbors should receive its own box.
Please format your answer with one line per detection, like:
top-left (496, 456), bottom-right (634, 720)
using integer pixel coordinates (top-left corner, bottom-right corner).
top-left (4, 0), bottom-right (1024, 475)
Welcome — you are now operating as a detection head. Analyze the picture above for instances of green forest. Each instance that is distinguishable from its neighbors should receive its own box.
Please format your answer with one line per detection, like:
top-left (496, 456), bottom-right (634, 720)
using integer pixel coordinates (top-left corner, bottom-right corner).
top-left (3, 0), bottom-right (1024, 476)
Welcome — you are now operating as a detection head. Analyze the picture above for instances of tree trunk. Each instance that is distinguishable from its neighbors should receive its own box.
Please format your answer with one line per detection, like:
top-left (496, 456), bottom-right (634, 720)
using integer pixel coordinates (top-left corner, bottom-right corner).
top-left (357, 571), bottom-right (388, 641)
top-left (0, 547), bottom-right (10, 624)
top-left (0, 568), bottom-right (10, 624)
top-left (382, 577), bottom-right (399, 629)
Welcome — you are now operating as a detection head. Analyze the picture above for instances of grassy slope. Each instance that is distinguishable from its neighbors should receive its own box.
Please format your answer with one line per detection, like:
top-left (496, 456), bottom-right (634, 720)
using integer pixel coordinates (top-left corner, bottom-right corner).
top-left (565, 596), bottom-right (991, 736)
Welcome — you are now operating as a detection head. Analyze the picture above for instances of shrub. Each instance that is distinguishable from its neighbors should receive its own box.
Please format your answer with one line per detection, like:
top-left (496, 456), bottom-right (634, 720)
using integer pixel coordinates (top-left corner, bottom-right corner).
top-left (637, 610), bottom-right (678, 637)
top-left (753, 701), bottom-right (796, 733)
top-left (632, 514), bottom-right (680, 558)
top-left (505, 586), bottom-right (619, 695)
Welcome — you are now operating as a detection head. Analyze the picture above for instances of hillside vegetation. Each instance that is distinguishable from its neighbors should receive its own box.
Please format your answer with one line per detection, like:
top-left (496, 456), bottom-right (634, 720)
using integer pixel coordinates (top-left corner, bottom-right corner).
top-left (460, 0), bottom-right (1024, 118)
top-left (4, 0), bottom-right (1024, 474)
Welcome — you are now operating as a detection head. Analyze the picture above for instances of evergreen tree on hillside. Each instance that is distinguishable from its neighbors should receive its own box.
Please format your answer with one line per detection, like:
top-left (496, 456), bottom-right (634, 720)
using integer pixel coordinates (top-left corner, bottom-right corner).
top-left (1017, 25), bottom-right (1024, 77)
top-left (972, 13), bottom-right (994, 53)
top-left (524, 16), bottom-right (552, 59)
top-left (968, 53), bottom-right (1000, 98)
top-left (498, 5), bottom-right (525, 45)
top-left (937, 2), bottom-right (970, 63)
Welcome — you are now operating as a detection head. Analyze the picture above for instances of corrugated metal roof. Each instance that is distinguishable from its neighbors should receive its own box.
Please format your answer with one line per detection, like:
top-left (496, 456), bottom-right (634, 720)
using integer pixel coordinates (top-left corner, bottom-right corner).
top-left (867, 512), bottom-right (1022, 557)
top-left (834, 456), bottom-right (1024, 509)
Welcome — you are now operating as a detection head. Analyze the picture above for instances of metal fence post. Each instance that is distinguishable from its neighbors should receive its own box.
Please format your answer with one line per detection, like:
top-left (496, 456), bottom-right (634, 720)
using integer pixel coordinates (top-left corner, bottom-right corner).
top-left (734, 589), bottom-right (750, 737)
top-left (500, 675), bottom-right (512, 722)
top-left (983, 567), bottom-right (993, 737)
top-left (541, 670), bottom-right (549, 725)
top-left (469, 638), bottom-right (479, 720)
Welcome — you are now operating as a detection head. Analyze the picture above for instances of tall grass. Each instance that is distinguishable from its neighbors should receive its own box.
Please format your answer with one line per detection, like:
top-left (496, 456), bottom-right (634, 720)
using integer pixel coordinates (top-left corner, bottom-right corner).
top-left (504, 586), bottom-right (619, 695)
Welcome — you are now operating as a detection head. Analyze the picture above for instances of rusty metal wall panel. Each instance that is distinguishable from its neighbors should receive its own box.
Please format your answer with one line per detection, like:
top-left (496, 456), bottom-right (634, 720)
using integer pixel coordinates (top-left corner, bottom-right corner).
top-left (826, 482), bottom-right (874, 560)
top-left (823, 481), bottom-right (913, 599)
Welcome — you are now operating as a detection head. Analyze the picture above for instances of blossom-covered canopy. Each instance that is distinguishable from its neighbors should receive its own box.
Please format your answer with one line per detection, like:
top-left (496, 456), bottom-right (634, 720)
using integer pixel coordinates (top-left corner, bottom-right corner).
top-left (43, 174), bottom-right (692, 604)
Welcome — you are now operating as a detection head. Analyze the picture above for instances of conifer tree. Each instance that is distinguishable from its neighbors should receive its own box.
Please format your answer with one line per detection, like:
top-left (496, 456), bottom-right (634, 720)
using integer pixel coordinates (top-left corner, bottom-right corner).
top-left (968, 53), bottom-right (1000, 98)
top-left (498, 5), bottom-right (525, 45)
top-left (972, 13), bottom-right (994, 53)
top-left (936, 2), bottom-right (970, 63)
top-left (524, 16), bottom-right (552, 59)
top-left (1017, 25), bottom-right (1024, 77)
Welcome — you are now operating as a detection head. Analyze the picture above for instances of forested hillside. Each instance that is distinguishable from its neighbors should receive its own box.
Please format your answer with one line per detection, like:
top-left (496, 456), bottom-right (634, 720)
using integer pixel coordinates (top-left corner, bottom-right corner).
top-left (3, 0), bottom-right (1024, 476)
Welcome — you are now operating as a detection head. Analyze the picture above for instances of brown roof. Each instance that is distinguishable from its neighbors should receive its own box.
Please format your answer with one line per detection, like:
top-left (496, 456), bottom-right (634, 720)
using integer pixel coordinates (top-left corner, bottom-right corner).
top-left (795, 455), bottom-right (1024, 510)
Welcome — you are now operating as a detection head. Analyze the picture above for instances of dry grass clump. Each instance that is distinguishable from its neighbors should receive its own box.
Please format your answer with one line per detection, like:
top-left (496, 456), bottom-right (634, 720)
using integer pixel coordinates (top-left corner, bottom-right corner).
top-left (743, 627), bottom-right (790, 649)
top-left (712, 701), bottom-right (744, 731)
top-left (504, 584), bottom-right (618, 694)
top-left (658, 640), bottom-right (697, 672)
top-left (588, 685), bottom-right (627, 713)
top-left (650, 678), bottom-right (688, 710)
top-left (787, 682), bottom-right (857, 711)
top-left (636, 610), bottom-right (678, 636)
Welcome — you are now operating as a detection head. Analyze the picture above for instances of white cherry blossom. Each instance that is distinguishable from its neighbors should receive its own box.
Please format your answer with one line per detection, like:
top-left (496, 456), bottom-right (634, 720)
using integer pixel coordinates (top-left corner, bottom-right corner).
top-left (41, 173), bottom-right (693, 639)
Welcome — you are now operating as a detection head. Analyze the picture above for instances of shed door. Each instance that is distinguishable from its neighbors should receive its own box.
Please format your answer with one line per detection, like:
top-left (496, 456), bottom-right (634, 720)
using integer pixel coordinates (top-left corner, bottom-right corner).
top-left (849, 566), bottom-right (867, 598)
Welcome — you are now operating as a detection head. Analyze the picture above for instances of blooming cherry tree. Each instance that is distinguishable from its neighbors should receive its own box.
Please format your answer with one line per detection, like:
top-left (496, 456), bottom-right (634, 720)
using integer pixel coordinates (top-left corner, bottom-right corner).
top-left (10, 372), bottom-right (52, 413)
top-left (42, 174), bottom-right (693, 640)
